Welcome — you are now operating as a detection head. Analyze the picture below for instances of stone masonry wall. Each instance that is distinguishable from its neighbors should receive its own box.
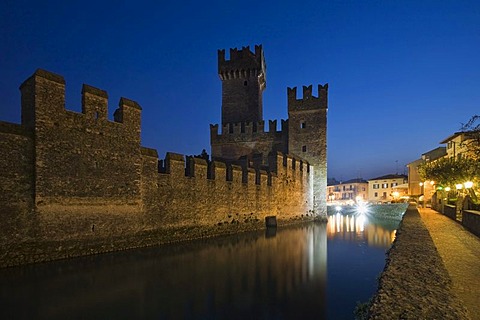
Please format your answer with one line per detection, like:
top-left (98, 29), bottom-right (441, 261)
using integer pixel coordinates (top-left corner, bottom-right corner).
top-left (20, 71), bottom-right (143, 216)
top-left (0, 122), bottom-right (34, 245)
top-left (141, 152), bottom-right (313, 229)
top-left (210, 120), bottom-right (288, 162)
top-left (288, 85), bottom-right (328, 216)
top-left (0, 69), bottom-right (314, 267)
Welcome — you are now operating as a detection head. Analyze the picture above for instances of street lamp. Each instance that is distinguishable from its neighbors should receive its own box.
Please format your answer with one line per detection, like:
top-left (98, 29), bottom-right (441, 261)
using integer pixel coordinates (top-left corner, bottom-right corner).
top-left (464, 181), bottom-right (473, 189)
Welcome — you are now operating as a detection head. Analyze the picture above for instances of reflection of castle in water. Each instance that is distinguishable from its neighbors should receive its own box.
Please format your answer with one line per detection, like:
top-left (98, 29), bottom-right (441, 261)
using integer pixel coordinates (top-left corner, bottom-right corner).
top-left (327, 213), bottom-right (396, 248)
top-left (0, 224), bottom-right (328, 319)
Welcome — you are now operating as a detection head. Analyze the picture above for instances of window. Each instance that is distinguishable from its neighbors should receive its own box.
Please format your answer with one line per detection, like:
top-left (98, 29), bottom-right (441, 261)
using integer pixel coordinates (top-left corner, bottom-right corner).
top-left (373, 184), bottom-right (379, 189)
top-left (362, 187), bottom-right (365, 191)
top-left (244, 81), bottom-right (248, 86)
top-left (391, 183), bottom-right (397, 187)
top-left (383, 192), bottom-right (387, 197)
top-left (343, 186), bottom-right (346, 191)
top-left (374, 192), bottom-right (378, 197)
top-left (302, 145), bottom-right (307, 152)
top-left (300, 121), bottom-right (306, 129)
top-left (382, 183), bottom-right (388, 188)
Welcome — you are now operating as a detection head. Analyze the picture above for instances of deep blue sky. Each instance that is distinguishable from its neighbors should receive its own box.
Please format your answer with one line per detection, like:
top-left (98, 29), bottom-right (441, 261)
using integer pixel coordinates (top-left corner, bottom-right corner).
top-left (1, 0), bottom-right (479, 180)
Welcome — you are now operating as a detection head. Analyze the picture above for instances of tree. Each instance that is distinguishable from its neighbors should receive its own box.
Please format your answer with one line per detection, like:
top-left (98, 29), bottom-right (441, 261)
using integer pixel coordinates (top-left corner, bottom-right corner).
top-left (418, 157), bottom-right (479, 187)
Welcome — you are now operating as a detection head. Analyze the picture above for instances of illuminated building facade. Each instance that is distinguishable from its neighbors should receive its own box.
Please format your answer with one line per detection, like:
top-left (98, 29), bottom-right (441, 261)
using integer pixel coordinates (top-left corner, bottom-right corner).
top-left (326, 178), bottom-right (368, 205)
top-left (367, 174), bottom-right (408, 203)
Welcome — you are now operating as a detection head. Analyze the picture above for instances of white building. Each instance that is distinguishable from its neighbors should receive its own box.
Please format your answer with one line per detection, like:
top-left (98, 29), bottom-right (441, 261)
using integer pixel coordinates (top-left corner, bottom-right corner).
top-left (368, 174), bottom-right (408, 203)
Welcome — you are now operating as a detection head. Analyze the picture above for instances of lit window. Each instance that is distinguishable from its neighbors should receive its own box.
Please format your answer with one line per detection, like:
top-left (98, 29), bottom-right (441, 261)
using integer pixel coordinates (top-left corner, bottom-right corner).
top-left (300, 121), bottom-right (306, 129)
top-left (373, 184), bottom-right (379, 189)
top-left (382, 183), bottom-right (388, 188)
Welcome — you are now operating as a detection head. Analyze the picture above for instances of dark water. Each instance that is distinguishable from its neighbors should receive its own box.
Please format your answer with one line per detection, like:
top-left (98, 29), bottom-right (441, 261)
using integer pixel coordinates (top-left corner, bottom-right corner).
top-left (0, 204), bottom-right (405, 320)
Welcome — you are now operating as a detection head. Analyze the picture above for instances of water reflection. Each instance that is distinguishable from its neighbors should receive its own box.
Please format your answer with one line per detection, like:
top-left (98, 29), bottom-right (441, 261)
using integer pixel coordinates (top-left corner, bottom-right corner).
top-left (327, 204), bottom-right (406, 248)
top-left (327, 213), bottom-right (396, 248)
top-left (0, 224), bottom-right (328, 320)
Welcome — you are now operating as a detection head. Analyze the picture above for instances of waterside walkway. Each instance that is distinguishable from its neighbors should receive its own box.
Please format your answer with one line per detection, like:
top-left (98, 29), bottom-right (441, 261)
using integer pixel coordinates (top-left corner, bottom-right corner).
top-left (419, 207), bottom-right (480, 320)
top-left (369, 204), bottom-right (479, 319)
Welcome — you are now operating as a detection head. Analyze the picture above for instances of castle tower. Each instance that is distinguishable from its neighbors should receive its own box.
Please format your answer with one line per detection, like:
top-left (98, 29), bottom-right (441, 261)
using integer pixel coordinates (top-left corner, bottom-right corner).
top-left (288, 85), bottom-right (328, 217)
top-left (218, 45), bottom-right (266, 125)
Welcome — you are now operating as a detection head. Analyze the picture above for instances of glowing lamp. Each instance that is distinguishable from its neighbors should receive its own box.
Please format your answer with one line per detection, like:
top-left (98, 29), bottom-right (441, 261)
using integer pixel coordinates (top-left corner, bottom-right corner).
top-left (430, 181), bottom-right (435, 185)
top-left (456, 184), bottom-right (463, 190)
top-left (419, 182), bottom-right (424, 186)
top-left (464, 181), bottom-right (474, 189)
top-left (445, 187), bottom-right (451, 192)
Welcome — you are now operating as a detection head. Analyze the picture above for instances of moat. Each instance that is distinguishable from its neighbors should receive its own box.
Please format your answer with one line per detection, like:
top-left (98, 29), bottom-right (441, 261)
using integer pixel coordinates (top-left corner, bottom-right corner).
top-left (0, 204), bottom-right (406, 319)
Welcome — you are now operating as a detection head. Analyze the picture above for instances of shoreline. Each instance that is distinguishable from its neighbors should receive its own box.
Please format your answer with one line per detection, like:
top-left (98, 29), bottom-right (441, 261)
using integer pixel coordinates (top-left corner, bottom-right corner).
top-left (368, 204), bottom-right (470, 319)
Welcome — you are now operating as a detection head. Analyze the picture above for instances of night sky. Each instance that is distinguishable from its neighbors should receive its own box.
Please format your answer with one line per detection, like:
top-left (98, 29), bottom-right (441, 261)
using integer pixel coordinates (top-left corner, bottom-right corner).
top-left (1, 0), bottom-right (479, 180)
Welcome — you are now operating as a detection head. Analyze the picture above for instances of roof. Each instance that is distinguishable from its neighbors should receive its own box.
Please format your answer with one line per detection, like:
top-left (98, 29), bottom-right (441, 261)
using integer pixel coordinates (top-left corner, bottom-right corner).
top-left (440, 131), bottom-right (478, 144)
top-left (342, 178), bottom-right (368, 184)
top-left (368, 174), bottom-right (408, 181)
top-left (422, 147), bottom-right (447, 161)
top-left (327, 178), bottom-right (368, 186)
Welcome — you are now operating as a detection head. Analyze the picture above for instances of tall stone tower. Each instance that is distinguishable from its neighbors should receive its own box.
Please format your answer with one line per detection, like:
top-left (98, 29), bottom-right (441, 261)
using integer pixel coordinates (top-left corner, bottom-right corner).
top-left (218, 45), bottom-right (266, 125)
top-left (288, 85), bottom-right (328, 217)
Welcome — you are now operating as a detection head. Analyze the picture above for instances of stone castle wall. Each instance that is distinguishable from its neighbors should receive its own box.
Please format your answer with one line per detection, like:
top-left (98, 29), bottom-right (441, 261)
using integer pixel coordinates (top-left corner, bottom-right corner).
top-left (288, 85), bottom-right (328, 215)
top-left (0, 69), bottom-right (314, 267)
top-left (210, 119), bottom-right (288, 162)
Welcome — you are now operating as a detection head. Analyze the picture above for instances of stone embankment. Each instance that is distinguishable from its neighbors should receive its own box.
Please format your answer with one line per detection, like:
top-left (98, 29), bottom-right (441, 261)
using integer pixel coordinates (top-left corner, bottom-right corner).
top-left (368, 204), bottom-right (471, 319)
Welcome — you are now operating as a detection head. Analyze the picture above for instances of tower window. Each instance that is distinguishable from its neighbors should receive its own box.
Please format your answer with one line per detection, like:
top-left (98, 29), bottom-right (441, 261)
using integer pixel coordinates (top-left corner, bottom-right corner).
top-left (244, 81), bottom-right (248, 86)
top-left (300, 121), bottom-right (306, 129)
top-left (302, 145), bottom-right (307, 152)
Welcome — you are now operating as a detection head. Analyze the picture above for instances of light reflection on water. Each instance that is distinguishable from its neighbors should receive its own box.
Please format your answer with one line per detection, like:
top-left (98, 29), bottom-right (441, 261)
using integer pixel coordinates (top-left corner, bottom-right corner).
top-left (0, 205), bottom-right (404, 320)
top-left (328, 213), bottom-right (397, 248)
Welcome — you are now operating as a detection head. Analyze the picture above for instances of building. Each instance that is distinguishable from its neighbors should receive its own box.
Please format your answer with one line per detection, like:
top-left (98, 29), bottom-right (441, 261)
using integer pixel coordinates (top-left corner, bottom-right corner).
top-left (326, 178), bottom-right (368, 205)
top-left (0, 46), bottom-right (328, 267)
top-left (440, 131), bottom-right (478, 160)
top-left (407, 147), bottom-right (446, 196)
top-left (368, 174), bottom-right (408, 203)
top-left (210, 45), bottom-right (328, 215)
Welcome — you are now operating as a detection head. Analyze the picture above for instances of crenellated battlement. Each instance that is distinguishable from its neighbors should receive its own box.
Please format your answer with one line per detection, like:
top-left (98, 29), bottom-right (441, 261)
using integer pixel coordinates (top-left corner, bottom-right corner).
top-left (210, 119), bottom-right (288, 136)
top-left (20, 69), bottom-right (141, 131)
top-left (149, 150), bottom-right (311, 188)
top-left (287, 84), bottom-right (328, 111)
top-left (218, 45), bottom-right (266, 82)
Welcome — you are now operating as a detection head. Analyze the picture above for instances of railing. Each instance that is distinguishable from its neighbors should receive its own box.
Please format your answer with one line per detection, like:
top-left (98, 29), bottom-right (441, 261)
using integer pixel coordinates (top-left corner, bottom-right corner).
top-left (462, 210), bottom-right (480, 237)
top-left (443, 204), bottom-right (457, 220)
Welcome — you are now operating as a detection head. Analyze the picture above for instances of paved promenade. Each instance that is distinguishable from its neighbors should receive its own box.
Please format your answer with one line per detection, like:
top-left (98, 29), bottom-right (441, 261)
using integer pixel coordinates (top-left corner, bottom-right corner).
top-left (369, 204), bottom-right (475, 319)
top-left (419, 207), bottom-right (480, 320)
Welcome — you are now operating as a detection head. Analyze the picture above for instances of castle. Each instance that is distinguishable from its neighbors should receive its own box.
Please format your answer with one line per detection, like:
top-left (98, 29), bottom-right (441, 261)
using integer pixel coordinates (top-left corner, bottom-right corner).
top-left (0, 45), bottom-right (327, 267)
top-left (211, 45), bottom-right (328, 215)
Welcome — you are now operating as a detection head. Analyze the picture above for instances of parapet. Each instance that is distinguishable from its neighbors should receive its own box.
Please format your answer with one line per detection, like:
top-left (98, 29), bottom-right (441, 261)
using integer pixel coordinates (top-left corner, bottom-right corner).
top-left (20, 69), bottom-right (142, 129)
top-left (287, 84), bottom-right (328, 111)
top-left (210, 119), bottom-right (287, 138)
top-left (155, 150), bottom-right (310, 187)
top-left (218, 45), bottom-right (266, 85)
